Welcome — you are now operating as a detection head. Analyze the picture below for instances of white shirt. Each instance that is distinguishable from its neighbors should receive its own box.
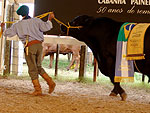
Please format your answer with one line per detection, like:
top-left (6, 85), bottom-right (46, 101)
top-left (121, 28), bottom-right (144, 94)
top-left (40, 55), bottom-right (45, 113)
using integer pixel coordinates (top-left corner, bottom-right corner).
top-left (4, 17), bottom-right (53, 44)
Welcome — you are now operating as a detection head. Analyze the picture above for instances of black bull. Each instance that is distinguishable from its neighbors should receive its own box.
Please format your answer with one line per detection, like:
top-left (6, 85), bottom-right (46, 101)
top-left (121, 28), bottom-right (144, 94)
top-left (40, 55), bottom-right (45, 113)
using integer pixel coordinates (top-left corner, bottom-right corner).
top-left (61, 15), bottom-right (150, 101)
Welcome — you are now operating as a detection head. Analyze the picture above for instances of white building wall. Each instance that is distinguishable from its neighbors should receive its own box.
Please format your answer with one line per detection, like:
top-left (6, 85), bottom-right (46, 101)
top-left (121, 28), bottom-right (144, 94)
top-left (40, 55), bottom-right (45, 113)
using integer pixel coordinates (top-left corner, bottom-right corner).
top-left (11, 41), bottom-right (24, 75)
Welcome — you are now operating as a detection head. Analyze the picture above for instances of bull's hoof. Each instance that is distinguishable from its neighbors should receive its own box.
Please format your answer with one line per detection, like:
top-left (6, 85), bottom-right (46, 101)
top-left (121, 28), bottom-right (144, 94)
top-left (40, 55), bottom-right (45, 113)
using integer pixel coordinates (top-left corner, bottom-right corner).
top-left (109, 92), bottom-right (118, 96)
top-left (66, 68), bottom-right (70, 71)
top-left (49, 66), bottom-right (52, 68)
top-left (120, 92), bottom-right (127, 101)
top-left (74, 69), bottom-right (78, 72)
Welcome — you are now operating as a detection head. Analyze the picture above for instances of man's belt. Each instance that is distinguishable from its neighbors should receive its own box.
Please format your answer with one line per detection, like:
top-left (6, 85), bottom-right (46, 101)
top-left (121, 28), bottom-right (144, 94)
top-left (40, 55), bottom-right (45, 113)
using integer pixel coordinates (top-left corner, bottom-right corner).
top-left (24, 40), bottom-right (42, 55)
top-left (26, 40), bottom-right (42, 46)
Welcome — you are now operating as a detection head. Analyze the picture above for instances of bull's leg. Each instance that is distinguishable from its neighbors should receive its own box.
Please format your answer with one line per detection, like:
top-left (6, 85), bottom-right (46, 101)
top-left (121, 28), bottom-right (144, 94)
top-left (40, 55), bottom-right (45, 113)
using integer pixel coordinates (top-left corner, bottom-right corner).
top-left (66, 54), bottom-right (75, 71)
top-left (110, 82), bottom-right (127, 101)
top-left (74, 60), bottom-right (78, 72)
top-left (74, 55), bottom-right (80, 72)
top-left (105, 56), bottom-right (127, 101)
top-left (148, 76), bottom-right (150, 83)
top-left (49, 53), bottom-right (54, 68)
top-left (41, 52), bottom-right (46, 61)
top-left (67, 53), bottom-right (71, 61)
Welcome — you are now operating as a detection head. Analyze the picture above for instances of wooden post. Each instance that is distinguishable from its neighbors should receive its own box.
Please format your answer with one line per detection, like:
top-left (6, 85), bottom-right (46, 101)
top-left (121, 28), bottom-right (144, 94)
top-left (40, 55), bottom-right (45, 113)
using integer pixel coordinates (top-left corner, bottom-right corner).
top-left (3, 11), bottom-right (13, 76)
top-left (3, 40), bottom-right (11, 75)
top-left (93, 58), bottom-right (98, 82)
top-left (79, 45), bottom-right (86, 80)
top-left (142, 74), bottom-right (145, 82)
top-left (3, 23), bottom-right (12, 75)
top-left (55, 44), bottom-right (59, 76)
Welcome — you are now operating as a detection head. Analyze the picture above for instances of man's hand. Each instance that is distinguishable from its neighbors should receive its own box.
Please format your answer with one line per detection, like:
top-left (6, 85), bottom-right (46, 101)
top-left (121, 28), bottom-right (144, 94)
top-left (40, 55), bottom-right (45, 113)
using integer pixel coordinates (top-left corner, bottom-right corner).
top-left (48, 12), bottom-right (55, 21)
top-left (0, 22), bottom-right (5, 29)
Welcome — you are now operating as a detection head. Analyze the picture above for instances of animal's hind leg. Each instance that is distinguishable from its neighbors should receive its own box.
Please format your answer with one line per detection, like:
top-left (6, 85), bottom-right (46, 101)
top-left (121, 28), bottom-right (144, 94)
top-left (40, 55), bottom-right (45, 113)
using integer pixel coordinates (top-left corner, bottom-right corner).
top-left (109, 84), bottom-right (119, 96)
top-left (67, 53), bottom-right (71, 61)
top-left (49, 53), bottom-right (54, 68)
top-left (66, 54), bottom-right (75, 71)
top-left (74, 57), bottom-right (80, 72)
top-left (110, 82), bottom-right (127, 101)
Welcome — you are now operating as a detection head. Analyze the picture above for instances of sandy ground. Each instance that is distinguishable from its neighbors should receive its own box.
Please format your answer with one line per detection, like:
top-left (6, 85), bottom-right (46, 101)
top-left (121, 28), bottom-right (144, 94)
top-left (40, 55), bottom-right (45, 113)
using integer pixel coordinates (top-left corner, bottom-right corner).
top-left (0, 78), bottom-right (150, 113)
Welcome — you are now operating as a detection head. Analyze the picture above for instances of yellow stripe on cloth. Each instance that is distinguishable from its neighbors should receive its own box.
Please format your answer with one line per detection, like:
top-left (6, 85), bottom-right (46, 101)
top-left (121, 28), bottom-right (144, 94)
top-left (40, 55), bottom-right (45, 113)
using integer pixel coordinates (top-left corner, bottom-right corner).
top-left (126, 23), bottom-right (150, 60)
top-left (0, 28), bottom-right (2, 38)
top-left (114, 76), bottom-right (134, 82)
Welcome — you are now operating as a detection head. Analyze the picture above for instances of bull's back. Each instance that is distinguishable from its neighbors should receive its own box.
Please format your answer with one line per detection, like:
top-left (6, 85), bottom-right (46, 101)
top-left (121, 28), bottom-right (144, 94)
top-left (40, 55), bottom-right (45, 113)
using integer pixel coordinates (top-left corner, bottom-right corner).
top-left (43, 43), bottom-right (80, 54)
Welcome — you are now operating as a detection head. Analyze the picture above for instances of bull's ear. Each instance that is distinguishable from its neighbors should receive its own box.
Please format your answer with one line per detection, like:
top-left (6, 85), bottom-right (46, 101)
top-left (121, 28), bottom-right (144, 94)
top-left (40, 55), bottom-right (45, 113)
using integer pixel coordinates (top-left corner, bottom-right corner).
top-left (84, 17), bottom-right (94, 26)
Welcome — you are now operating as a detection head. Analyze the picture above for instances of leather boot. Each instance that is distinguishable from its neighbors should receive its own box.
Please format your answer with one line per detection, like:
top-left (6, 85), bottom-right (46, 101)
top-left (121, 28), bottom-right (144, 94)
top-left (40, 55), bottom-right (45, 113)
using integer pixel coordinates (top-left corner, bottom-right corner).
top-left (31, 79), bottom-right (42, 96)
top-left (41, 73), bottom-right (56, 94)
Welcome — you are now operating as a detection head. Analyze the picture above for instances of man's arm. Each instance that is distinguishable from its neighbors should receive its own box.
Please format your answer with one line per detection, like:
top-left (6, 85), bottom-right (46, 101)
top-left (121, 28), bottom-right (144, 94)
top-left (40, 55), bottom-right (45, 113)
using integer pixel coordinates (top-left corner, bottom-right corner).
top-left (39, 12), bottom-right (55, 32)
top-left (0, 22), bottom-right (5, 32)
top-left (48, 12), bottom-right (55, 21)
top-left (1, 23), bottom-right (17, 37)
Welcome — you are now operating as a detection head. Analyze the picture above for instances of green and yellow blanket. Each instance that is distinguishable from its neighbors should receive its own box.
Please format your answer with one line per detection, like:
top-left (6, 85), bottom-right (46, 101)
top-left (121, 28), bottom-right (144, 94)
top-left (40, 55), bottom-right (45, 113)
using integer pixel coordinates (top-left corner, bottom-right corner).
top-left (115, 23), bottom-right (150, 82)
top-left (115, 23), bottom-right (135, 82)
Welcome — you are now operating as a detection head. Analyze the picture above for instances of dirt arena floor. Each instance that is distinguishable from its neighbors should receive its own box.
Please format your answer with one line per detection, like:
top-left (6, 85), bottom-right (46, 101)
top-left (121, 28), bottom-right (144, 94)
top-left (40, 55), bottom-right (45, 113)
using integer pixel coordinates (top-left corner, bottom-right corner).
top-left (0, 78), bottom-right (150, 113)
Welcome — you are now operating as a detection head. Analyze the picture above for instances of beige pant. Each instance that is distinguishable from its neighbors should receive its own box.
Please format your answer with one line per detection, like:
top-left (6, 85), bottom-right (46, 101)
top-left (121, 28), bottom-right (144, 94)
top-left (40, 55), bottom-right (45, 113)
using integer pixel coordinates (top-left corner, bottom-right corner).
top-left (25, 43), bottom-right (46, 80)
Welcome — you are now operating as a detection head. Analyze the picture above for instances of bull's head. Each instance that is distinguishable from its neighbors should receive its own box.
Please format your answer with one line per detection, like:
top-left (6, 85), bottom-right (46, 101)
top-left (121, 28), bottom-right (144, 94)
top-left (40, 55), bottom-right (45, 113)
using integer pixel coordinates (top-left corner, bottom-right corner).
top-left (60, 15), bottom-right (94, 37)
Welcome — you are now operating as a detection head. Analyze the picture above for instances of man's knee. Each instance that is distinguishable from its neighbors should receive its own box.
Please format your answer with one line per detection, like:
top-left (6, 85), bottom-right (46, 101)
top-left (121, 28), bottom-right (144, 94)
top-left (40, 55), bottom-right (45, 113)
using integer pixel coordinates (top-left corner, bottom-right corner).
top-left (37, 66), bottom-right (46, 75)
top-left (29, 72), bottom-right (39, 80)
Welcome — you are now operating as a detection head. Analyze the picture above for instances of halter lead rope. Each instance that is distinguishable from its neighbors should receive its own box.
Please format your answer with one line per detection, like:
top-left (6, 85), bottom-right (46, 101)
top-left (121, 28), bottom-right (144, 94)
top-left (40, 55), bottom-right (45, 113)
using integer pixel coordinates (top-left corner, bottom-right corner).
top-left (1, 12), bottom-right (82, 36)
top-left (36, 12), bottom-right (82, 35)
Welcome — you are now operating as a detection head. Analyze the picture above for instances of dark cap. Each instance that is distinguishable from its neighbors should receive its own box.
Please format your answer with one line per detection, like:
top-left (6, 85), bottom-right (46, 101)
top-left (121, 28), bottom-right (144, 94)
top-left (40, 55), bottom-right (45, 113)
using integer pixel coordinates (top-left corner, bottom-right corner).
top-left (16, 5), bottom-right (29, 16)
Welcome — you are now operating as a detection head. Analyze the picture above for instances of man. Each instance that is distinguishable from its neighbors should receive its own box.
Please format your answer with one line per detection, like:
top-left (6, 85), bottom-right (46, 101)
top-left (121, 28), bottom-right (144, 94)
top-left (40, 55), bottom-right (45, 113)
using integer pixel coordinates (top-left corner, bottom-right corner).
top-left (1, 5), bottom-right (56, 96)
